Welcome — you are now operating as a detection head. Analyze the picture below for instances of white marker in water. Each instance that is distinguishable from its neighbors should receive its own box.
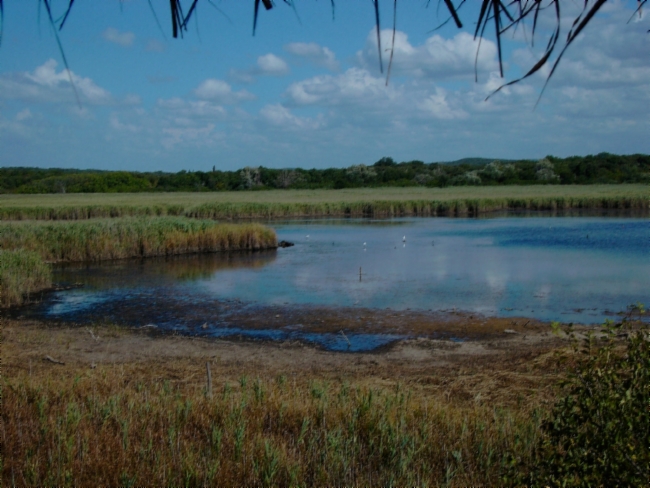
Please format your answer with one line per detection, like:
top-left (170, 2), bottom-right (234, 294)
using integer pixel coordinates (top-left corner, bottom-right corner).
top-left (402, 235), bottom-right (406, 243)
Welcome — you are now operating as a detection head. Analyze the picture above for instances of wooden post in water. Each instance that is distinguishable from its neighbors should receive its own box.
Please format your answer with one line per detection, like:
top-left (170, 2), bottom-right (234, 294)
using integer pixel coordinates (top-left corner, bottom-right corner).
top-left (359, 267), bottom-right (362, 282)
top-left (206, 361), bottom-right (213, 399)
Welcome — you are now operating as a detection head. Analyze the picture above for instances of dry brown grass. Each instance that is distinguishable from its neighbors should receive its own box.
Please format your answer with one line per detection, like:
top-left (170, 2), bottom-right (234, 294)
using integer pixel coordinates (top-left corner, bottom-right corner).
top-left (2, 321), bottom-right (566, 486)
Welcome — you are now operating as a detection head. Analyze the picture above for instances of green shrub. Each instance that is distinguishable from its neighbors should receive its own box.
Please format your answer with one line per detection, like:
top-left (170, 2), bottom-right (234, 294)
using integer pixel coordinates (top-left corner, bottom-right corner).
top-left (507, 305), bottom-right (650, 486)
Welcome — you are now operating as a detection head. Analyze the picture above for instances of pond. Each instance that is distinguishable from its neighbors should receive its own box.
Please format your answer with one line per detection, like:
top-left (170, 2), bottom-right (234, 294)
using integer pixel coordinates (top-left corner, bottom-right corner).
top-left (13, 214), bottom-right (650, 351)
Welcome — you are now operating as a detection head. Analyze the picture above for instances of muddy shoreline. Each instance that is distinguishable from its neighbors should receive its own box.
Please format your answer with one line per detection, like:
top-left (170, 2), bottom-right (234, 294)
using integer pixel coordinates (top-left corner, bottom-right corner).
top-left (7, 296), bottom-right (562, 351)
top-left (3, 306), bottom-right (577, 407)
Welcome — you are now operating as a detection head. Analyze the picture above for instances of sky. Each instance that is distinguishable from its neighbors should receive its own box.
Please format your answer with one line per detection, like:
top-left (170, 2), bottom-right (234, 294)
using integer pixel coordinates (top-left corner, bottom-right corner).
top-left (0, 0), bottom-right (649, 172)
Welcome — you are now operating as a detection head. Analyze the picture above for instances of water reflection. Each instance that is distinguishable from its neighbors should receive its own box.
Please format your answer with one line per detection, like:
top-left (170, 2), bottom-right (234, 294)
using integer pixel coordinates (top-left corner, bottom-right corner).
top-left (13, 215), bottom-right (650, 350)
top-left (54, 250), bottom-right (278, 290)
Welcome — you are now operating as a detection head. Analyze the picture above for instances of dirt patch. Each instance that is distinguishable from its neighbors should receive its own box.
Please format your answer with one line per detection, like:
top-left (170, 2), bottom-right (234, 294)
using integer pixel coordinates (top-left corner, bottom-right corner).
top-left (2, 314), bottom-right (575, 408)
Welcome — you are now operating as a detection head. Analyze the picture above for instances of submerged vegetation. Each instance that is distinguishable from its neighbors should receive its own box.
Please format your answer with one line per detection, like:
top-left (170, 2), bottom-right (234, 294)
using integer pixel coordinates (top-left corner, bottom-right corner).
top-left (0, 250), bottom-right (51, 307)
top-left (0, 218), bottom-right (277, 263)
top-left (1, 185), bottom-right (648, 221)
top-left (1, 153), bottom-right (649, 194)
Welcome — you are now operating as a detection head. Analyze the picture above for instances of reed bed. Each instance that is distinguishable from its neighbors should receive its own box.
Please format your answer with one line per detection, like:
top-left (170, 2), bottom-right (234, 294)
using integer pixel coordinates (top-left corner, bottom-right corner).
top-left (0, 185), bottom-right (647, 220)
top-left (185, 195), bottom-right (650, 220)
top-left (0, 218), bottom-right (277, 263)
top-left (3, 366), bottom-right (544, 486)
top-left (0, 250), bottom-right (51, 307)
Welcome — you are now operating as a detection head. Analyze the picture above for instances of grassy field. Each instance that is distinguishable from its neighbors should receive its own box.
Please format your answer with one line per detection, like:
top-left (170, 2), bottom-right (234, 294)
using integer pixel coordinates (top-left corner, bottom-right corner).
top-left (3, 321), bottom-right (561, 487)
top-left (1, 185), bottom-right (647, 220)
top-left (4, 361), bottom-right (541, 486)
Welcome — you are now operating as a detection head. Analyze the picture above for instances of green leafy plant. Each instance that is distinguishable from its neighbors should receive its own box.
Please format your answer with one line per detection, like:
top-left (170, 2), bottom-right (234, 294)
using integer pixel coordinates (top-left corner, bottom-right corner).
top-left (507, 305), bottom-right (650, 486)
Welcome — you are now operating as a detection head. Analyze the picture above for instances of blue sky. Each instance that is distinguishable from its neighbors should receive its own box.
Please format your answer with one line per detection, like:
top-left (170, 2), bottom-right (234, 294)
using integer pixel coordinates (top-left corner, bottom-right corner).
top-left (1, 1), bottom-right (649, 172)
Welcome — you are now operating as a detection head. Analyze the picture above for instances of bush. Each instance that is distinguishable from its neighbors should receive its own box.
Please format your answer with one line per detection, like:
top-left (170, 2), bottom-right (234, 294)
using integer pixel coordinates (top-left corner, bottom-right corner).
top-left (506, 305), bottom-right (650, 486)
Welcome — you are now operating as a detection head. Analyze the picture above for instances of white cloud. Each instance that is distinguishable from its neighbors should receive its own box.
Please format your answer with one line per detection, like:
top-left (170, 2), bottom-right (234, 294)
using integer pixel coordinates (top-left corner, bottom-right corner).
top-left (259, 104), bottom-right (320, 129)
top-left (229, 53), bottom-right (290, 83)
top-left (421, 88), bottom-right (468, 120)
top-left (285, 68), bottom-right (392, 107)
top-left (0, 59), bottom-right (111, 104)
top-left (284, 42), bottom-right (339, 71)
top-left (102, 27), bottom-right (135, 47)
top-left (109, 113), bottom-right (139, 133)
top-left (15, 108), bottom-right (32, 121)
top-left (357, 30), bottom-right (498, 81)
top-left (156, 97), bottom-right (228, 119)
top-left (257, 54), bottom-right (289, 75)
top-left (161, 124), bottom-right (221, 150)
top-left (193, 79), bottom-right (255, 104)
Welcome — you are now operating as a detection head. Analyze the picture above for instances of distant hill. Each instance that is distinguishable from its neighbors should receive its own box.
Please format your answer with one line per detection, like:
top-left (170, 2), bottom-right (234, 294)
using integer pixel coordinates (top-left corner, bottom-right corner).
top-left (440, 157), bottom-right (521, 166)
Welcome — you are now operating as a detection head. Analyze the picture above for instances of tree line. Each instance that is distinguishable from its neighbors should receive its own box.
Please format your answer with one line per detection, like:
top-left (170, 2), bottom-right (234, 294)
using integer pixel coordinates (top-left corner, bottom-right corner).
top-left (1, 153), bottom-right (648, 194)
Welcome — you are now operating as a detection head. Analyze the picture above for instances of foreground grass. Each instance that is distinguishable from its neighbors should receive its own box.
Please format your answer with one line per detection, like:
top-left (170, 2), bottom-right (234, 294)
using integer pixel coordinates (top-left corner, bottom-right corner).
top-left (0, 217), bottom-right (277, 263)
top-left (1, 185), bottom-right (647, 220)
top-left (0, 250), bottom-right (51, 307)
top-left (3, 362), bottom-right (543, 486)
top-left (4, 316), bottom-right (646, 485)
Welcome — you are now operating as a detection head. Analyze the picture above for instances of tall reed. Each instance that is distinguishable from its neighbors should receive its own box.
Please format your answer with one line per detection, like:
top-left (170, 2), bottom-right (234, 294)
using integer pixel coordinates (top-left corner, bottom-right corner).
top-left (3, 367), bottom-right (544, 486)
top-left (1, 186), bottom-right (647, 221)
top-left (0, 249), bottom-right (52, 307)
top-left (0, 218), bottom-right (277, 263)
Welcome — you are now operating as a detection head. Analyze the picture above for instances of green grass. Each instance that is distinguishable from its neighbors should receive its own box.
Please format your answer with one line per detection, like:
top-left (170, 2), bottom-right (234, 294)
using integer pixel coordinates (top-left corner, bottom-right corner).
top-left (0, 218), bottom-right (277, 263)
top-left (3, 368), bottom-right (543, 486)
top-left (0, 250), bottom-right (52, 307)
top-left (0, 185), bottom-right (647, 220)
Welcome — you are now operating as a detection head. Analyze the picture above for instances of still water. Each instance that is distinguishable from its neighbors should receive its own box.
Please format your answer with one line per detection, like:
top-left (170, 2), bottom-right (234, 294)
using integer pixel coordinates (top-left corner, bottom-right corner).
top-left (17, 215), bottom-right (650, 350)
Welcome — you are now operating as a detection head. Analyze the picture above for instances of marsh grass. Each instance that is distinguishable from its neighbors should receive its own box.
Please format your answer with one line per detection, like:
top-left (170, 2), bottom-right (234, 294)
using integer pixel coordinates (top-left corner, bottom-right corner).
top-left (0, 250), bottom-right (51, 307)
top-left (0, 217), bottom-right (277, 263)
top-left (3, 367), bottom-right (544, 486)
top-left (0, 185), bottom-right (647, 220)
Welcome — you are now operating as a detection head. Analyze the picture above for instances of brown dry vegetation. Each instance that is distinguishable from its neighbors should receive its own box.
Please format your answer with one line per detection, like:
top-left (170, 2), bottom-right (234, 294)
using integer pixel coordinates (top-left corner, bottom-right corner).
top-left (2, 319), bottom-right (571, 486)
top-left (0, 218), bottom-right (277, 263)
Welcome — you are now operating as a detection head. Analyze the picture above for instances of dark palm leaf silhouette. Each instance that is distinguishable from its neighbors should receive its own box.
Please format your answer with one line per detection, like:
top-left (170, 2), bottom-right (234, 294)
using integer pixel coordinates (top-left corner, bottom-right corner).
top-left (8, 1), bottom-right (639, 100)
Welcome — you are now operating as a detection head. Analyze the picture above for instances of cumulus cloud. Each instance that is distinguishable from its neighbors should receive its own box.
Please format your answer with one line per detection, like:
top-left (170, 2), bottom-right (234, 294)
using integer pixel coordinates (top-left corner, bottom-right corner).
top-left (357, 29), bottom-right (498, 81)
top-left (285, 68), bottom-right (392, 107)
top-left (421, 88), bottom-right (468, 120)
top-left (109, 113), bottom-right (139, 133)
top-left (161, 124), bottom-right (222, 150)
top-left (0, 59), bottom-right (111, 104)
top-left (102, 27), bottom-right (135, 47)
top-left (193, 79), bottom-right (255, 104)
top-left (257, 54), bottom-right (289, 75)
top-left (284, 42), bottom-right (339, 71)
top-left (259, 104), bottom-right (321, 129)
top-left (156, 97), bottom-right (228, 120)
top-left (229, 53), bottom-right (289, 83)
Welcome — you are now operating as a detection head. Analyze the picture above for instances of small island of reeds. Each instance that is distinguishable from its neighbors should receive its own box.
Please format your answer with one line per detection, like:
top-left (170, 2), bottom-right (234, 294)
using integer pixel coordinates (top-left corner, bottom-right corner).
top-left (0, 217), bottom-right (276, 307)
